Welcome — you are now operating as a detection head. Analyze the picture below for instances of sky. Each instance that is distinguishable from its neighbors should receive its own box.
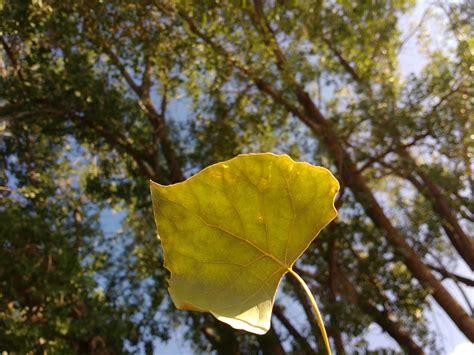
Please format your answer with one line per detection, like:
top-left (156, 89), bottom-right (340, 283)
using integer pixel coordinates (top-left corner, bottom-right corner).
top-left (100, 1), bottom-right (473, 353)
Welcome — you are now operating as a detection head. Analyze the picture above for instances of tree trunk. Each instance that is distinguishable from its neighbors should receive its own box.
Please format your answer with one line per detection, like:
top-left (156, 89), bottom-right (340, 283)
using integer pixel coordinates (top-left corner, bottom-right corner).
top-left (397, 148), bottom-right (474, 270)
top-left (292, 88), bottom-right (474, 341)
top-left (323, 27), bottom-right (473, 270)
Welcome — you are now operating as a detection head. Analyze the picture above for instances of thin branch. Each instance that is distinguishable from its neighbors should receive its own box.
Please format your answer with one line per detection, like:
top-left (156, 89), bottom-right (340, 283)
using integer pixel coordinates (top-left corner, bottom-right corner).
top-left (294, 262), bottom-right (424, 354)
top-left (78, 114), bottom-right (158, 180)
top-left (250, 0), bottom-right (286, 71)
top-left (0, 35), bottom-right (26, 82)
top-left (426, 255), bottom-right (474, 315)
top-left (454, 281), bottom-right (474, 315)
top-left (356, 131), bottom-right (430, 174)
top-left (347, 245), bottom-right (394, 313)
top-left (322, 36), bottom-right (362, 82)
top-left (103, 45), bottom-right (143, 96)
top-left (327, 240), bottom-right (346, 355)
top-left (141, 54), bottom-right (154, 96)
top-left (458, 204), bottom-right (474, 222)
top-left (4, 104), bottom-right (159, 181)
top-left (341, 116), bottom-right (370, 142)
top-left (428, 84), bottom-right (461, 114)
top-left (336, 265), bottom-right (424, 354)
top-left (273, 304), bottom-right (317, 355)
top-left (397, 9), bottom-right (430, 54)
top-left (427, 263), bottom-right (474, 287)
top-left (101, 42), bottom-right (184, 182)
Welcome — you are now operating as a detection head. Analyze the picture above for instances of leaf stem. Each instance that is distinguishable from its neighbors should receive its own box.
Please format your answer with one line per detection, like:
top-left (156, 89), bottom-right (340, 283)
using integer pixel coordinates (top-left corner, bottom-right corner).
top-left (289, 268), bottom-right (332, 355)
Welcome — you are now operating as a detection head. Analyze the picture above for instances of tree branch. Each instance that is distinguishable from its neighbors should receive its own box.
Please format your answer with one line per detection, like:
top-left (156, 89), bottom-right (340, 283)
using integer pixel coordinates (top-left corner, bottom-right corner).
top-left (256, 323), bottom-right (285, 355)
top-left (322, 36), bottom-right (362, 82)
top-left (297, 260), bottom-right (425, 354)
top-left (327, 240), bottom-right (346, 355)
top-left (273, 304), bottom-right (316, 355)
top-left (336, 265), bottom-right (424, 354)
top-left (397, 9), bottom-right (430, 54)
top-left (3, 103), bottom-right (159, 181)
top-left (0, 35), bottom-right (26, 82)
top-left (356, 131), bottom-right (430, 174)
top-left (101, 43), bottom-right (184, 182)
top-left (317, 16), bottom-right (473, 272)
top-left (427, 263), bottom-right (474, 287)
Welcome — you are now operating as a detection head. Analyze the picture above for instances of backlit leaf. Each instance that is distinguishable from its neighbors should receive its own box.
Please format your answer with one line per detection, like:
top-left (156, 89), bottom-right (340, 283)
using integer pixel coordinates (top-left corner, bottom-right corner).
top-left (150, 153), bottom-right (339, 334)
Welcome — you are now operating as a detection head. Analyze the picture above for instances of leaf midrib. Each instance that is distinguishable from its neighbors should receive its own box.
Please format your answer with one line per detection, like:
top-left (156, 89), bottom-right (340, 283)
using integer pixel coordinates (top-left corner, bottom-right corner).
top-left (158, 195), bottom-right (289, 270)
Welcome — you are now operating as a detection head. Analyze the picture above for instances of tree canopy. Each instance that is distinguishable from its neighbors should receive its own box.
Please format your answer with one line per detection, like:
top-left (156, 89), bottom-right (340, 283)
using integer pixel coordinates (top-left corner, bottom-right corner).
top-left (1, 0), bottom-right (472, 353)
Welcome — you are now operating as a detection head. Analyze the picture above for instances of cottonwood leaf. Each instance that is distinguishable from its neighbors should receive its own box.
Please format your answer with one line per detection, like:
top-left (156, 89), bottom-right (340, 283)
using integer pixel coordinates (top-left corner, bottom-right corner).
top-left (150, 153), bottom-right (339, 334)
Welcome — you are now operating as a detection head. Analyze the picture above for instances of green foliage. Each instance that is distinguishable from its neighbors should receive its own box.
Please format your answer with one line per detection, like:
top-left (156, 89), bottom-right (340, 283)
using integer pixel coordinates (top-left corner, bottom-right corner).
top-left (0, 144), bottom-right (135, 352)
top-left (1, 0), bottom-right (472, 353)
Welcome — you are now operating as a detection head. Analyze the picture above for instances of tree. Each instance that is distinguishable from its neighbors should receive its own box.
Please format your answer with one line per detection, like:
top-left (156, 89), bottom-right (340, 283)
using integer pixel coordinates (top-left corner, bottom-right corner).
top-left (1, 0), bottom-right (472, 353)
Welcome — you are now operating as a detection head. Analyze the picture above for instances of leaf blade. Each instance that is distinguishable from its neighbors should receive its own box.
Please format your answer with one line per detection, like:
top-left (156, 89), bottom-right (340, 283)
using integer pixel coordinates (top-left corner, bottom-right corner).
top-left (150, 153), bottom-right (339, 334)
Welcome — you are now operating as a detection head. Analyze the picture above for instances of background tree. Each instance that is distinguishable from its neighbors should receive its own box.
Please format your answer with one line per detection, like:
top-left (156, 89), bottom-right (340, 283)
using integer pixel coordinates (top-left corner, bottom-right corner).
top-left (1, 0), bottom-right (472, 353)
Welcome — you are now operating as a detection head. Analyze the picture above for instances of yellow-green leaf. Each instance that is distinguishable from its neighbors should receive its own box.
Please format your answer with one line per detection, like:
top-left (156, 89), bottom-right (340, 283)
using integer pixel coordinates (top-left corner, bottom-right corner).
top-left (150, 153), bottom-right (339, 334)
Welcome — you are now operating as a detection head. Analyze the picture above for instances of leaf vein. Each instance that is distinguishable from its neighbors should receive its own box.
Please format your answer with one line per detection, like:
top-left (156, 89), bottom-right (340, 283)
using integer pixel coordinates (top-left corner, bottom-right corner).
top-left (158, 195), bottom-right (286, 268)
